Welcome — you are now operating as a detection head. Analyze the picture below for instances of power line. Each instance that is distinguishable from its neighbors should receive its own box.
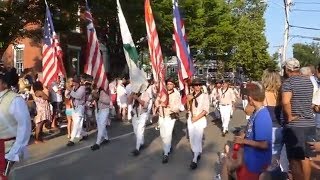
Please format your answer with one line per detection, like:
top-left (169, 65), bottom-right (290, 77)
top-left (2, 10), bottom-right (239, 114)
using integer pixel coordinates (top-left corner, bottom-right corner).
top-left (290, 25), bottom-right (320, 31)
top-left (292, 9), bottom-right (320, 12)
top-left (294, 2), bottom-right (320, 5)
top-left (290, 35), bottom-right (320, 40)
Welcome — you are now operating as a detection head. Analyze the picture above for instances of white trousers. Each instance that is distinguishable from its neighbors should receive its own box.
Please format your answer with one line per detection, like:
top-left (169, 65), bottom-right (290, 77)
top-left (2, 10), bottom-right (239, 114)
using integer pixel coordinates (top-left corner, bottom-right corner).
top-left (159, 116), bottom-right (176, 155)
top-left (187, 117), bottom-right (205, 153)
top-left (219, 104), bottom-right (232, 132)
top-left (242, 99), bottom-right (250, 120)
top-left (132, 113), bottom-right (148, 150)
top-left (96, 108), bottom-right (109, 145)
top-left (71, 106), bottom-right (86, 141)
top-left (127, 104), bottom-right (133, 120)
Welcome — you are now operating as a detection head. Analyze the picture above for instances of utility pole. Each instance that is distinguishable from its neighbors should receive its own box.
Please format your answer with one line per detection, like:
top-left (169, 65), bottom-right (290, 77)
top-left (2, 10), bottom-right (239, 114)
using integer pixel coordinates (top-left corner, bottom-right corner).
top-left (282, 0), bottom-right (293, 65)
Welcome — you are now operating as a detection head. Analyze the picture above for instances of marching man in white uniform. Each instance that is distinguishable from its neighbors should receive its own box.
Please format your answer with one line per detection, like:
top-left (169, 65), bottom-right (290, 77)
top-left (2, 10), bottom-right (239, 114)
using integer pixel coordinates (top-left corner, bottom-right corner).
top-left (67, 76), bottom-right (87, 146)
top-left (128, 84), bottom-right (151, 156)
top-left (0, 68), bottom-right (31, 179)
top-left (187, 79), bottom-right (209, 170)
top-left (91, 89), bottom-right (111, 151)
top-left (218, 80), bottom-right (235, 136)
top-left (155, 77), bottom-right (181, 164)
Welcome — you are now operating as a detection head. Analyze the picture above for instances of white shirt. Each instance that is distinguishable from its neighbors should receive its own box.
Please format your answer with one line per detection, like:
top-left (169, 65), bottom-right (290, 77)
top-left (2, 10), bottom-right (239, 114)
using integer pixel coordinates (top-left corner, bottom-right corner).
top-left (117, 84), bottom-right (127, 104)
top-left (0, 90), bottom-right (31, 162)
top-left (125, 83), bottom-right (133, 95)
top-left (50, 82), bottom-right (63, 102)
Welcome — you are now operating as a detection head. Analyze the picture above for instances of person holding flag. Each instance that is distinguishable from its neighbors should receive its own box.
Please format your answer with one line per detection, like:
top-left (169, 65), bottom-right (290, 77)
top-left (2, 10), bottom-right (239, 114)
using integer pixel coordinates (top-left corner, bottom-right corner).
top-left (187, 79), bottom-right (210, 170)
top-left (155, 77), bottom-right (181, 164)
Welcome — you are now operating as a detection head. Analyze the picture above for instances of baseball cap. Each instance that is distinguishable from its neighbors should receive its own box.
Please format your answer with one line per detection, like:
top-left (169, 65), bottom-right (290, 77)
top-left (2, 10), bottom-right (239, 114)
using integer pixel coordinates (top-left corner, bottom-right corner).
top-left (283, 58), bottom-right (300, 71)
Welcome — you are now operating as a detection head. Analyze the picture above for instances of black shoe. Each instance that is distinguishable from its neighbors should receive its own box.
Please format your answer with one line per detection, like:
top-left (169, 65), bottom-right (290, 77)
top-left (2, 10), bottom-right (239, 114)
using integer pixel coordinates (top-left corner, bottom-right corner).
top-left (162, 155), bottom-right (169, 164)
top-left (67, 141), bottom-right (75, 147)
top-left (190, 162), bottom-right (197, 170)
top-left (197, 154), bottom-right (201, 161)
top-left (222, 132), bottom-right (226, 137)
top-left (101, 139), bottom-right (110, 145)
top-left (80, 135), bottom-right (88, 141)
top-left (131, 149), bottom-right (140, 156)
top-left (140, 144), bottom-right (145, 150)
top-left (91, 144), bottom-right (100, 151)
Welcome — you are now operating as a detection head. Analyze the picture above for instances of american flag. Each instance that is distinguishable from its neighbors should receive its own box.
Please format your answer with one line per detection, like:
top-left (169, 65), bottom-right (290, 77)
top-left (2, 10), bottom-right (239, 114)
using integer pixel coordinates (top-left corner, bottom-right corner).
top-left (173, 0), bottom-right (194, 104)
top-left (84, 0), bottom-right (108, 91)
top-left (145, 0), bottom-right (168, 104)
top-left (42, 1), bottom-right (65, 87)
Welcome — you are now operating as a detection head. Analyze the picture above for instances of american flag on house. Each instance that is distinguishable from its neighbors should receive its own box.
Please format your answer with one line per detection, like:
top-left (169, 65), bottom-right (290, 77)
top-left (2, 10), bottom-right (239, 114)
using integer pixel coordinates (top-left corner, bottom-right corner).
top-left (42, 0), bottom-right (65, 87)
top-left (84, 0), bottom-right (108, 91)
top-left (172, 0), bottom-right (194, 104)
top-left (145, 0), bottom-right (168, 104)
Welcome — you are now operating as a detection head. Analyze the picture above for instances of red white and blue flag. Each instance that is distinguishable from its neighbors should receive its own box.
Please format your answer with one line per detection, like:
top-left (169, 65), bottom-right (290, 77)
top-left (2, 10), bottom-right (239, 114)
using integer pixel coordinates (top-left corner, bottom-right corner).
top-left (172, 0), bottom-right (194, 104)
top-left (42, 0), bottom-right (65, 87)
top-left (84, 0), bottom-right (108, 91)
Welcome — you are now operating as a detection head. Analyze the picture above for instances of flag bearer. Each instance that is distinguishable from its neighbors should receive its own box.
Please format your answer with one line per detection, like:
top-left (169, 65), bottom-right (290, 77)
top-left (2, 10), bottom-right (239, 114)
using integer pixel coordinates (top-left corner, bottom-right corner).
top-left (129, 84), bottom-right (151, 156)
top-left (187, 79), bottom-right (209, 170)
top-left (67, 76), bottom-right (87, 146)
top-left (156, 77), bottom-right (181, 164)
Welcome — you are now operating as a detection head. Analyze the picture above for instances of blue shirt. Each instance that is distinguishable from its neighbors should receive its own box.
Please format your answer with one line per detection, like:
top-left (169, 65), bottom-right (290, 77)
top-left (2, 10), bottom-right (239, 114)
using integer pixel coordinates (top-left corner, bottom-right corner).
top-left (244, 107), bottom-right (272, 173)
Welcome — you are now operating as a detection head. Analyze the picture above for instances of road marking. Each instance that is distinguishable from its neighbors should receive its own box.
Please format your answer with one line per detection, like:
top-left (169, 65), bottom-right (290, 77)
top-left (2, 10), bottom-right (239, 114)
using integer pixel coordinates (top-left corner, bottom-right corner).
top-left (14, 125), bottom-right (156, 170)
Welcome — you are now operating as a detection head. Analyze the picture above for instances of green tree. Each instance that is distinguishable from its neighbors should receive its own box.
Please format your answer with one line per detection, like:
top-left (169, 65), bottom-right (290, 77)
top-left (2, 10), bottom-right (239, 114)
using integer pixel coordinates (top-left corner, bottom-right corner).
top-left (229, 0), bottom-right (276, 80)
top-left (293, 42), bottom-right (320, 67)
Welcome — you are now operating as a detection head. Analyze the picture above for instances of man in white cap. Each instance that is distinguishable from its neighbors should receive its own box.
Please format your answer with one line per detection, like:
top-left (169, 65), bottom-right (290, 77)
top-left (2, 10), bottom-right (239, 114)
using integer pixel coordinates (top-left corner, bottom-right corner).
top-left (128, 84), bottom-right (151, 156)
top-left (282, 58), bottom-right (316, 180)
top-left (0, 67), bottom-right (31, 179)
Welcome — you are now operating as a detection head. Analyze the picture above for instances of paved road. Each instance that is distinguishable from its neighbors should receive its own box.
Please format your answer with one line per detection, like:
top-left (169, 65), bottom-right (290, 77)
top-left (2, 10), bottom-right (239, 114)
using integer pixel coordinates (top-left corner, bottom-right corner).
top-left (10, 104), bottom-right (247, 180)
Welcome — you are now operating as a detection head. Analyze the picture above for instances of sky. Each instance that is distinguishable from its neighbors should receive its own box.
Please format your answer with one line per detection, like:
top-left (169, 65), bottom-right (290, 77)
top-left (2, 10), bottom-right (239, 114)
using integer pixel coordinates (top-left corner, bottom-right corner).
top-left (265, 0), bottom-right (320, 58)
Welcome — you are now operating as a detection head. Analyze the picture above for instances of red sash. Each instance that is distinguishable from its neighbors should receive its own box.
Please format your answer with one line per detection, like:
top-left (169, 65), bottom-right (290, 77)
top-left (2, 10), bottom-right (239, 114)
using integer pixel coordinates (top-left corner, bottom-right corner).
top-left (0, 137), bottom-right (15, 179)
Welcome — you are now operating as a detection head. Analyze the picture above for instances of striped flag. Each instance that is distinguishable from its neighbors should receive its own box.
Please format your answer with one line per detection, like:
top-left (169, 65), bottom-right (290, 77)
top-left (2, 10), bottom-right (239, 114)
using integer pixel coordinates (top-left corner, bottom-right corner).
top-left (173, 0), bottom-right (194, 80)
top-left (84, 0), bottom-right (108, 91)
top-left (144, 0), bottom-right (168, 104)
top-left (172, 0), bottom-right (194, 104)
top-left (42, 0), bottom-right (66, 87)
top-left (117, 0), bottom-right (148, 93)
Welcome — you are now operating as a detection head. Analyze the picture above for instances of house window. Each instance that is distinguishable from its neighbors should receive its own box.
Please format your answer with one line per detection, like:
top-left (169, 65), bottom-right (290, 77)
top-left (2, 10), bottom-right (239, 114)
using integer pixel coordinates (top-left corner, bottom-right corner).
top-left (198, 68), bottom-right (203, 75)
top-left (13, 44), bottom-right (25, 75)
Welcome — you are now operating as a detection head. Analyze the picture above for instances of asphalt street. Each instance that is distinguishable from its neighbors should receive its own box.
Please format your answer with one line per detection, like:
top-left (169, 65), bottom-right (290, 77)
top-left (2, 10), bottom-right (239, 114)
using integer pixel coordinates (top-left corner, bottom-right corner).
top-left (10, 104), bottom-right (247, 180)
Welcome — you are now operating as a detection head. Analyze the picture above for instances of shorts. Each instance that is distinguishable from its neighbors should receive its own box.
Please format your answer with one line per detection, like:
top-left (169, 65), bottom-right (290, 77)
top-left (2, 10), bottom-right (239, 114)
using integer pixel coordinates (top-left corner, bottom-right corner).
top-left (236, 165), bottom-right (260, 180)
top-left (65, 109), bottom-right (73, 116)
top-left (283, 126), bottom-right (317, 160)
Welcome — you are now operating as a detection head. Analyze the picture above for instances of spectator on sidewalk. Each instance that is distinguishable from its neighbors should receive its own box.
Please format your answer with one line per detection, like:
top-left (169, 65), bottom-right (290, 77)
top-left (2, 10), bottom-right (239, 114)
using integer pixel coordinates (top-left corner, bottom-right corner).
top-left (282, 58), bottom-right (316, 180)
top-left (31, 81), bottom-right (51, 144)
top-left (49, 77), bottom-right (64, 129)
top-left (233, 82), bottom-right (272, 180)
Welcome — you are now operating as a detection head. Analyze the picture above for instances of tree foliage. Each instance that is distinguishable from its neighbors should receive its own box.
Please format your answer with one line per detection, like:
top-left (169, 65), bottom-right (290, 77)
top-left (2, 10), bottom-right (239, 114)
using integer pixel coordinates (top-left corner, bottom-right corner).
top-left (293, 42), bottom-right (320, 67)
top-left (0, 0), bottom-right (273, 80)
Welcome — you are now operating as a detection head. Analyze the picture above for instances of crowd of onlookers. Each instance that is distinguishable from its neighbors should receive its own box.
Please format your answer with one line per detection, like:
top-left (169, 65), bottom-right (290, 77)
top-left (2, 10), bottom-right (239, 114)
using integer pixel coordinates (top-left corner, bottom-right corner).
top-left (8, 57), bottom-right (320, 179)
